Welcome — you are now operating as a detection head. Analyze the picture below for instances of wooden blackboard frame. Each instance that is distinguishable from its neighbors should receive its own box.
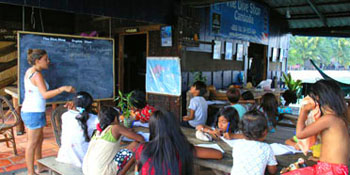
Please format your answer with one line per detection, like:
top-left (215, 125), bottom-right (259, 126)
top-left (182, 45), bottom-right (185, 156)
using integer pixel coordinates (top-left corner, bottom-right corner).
top-left (17, 31), bottom-right (115, 105)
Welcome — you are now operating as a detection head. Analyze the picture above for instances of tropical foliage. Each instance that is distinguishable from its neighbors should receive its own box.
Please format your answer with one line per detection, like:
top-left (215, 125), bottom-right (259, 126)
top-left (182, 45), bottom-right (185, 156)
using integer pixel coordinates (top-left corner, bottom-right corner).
top-left (115, 90), bottom-right (134, 119)
top-left (288, 36), bottom-right (350, 67)
top-left (282, 72), bottom-right (302, 98)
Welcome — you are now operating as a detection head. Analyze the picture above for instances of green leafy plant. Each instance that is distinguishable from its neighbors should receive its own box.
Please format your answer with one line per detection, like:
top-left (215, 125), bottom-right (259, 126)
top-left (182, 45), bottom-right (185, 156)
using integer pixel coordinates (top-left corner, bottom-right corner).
top-left (193, 71), bottom-right (207, 83)
top-left (282, 72), bottom-right (302, 97)
top-left (115, 90), bottom-right (134, 119)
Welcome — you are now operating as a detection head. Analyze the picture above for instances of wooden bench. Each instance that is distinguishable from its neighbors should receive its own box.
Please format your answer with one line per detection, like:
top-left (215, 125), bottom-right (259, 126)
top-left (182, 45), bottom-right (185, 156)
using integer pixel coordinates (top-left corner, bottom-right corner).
top-left (37, 156), bottom-right (83, 175)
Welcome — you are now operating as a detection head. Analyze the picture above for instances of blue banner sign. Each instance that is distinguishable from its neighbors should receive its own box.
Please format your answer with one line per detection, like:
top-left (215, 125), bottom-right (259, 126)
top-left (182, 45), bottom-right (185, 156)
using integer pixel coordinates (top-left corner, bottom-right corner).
top-left (210, 1), bottom-right (269, 45)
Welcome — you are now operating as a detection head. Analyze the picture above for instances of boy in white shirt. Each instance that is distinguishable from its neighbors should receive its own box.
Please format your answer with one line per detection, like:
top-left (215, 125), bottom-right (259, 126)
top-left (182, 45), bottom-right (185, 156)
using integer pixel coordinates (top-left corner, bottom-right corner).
top-left (182, 81), bottom-right (208, 128)
top-left (231, 110), bottom-right (278, 175)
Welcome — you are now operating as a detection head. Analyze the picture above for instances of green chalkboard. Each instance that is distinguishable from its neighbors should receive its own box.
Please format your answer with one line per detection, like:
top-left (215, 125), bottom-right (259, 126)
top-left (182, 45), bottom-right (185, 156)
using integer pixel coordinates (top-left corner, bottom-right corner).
top-left (18, 31), bottom-right (115, 104)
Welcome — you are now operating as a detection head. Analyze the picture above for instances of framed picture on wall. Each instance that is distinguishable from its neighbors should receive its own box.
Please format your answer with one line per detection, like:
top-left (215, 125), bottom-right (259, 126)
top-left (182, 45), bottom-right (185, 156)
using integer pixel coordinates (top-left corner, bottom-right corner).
top-left (279, 49), bottom-right (284, 62)
top-left (271, 47), bottom-right (278, 62)
top-left (225, 42), bottom-right (233, 60)
top-left (160, 26), bottom-right (172, 47)
top-left (213, 40), bottom-right (222, 59)
top-left (236, 43), bottom-right (243, 61)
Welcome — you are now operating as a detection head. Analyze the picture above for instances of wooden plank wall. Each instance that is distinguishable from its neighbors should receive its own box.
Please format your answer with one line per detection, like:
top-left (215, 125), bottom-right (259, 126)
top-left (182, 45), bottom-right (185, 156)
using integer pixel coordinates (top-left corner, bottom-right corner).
top-left (267, 11), bottom-right (290, 83)
top-left (147, 30), bottom-right (182, 120)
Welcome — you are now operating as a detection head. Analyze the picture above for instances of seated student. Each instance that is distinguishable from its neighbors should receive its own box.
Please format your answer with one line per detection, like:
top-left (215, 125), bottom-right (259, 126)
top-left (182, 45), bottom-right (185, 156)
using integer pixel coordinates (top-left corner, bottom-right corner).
top-left (56, 91), bottom-right (99, 167)
top-left (83, 106), bottom-right (145, 175)
top-left (182, 81), bottom-right (208, 128)
top-left (231, 110), bottom-right (278, 175)
top-left (282, 90), bottom-right (297, 106)
top-left (196, 107), bottom-right (243, 139)
top-left (242, 90), bottom-right (254, 101)
top-left (284, 80), bottom-right (349, 175)
top-left (135, 110), bottom-right (223, 175)
top-left (226, 87), bottom-right (249, 119)
top-left (259, 93), bottom-right (279, 133)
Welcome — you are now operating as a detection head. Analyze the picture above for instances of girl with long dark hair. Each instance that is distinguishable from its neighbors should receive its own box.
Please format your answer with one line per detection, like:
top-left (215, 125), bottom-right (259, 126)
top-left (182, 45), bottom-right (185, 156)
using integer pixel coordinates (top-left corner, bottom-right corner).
top-left (196, 107), bottom-right (243, 139)
top-left (259, 93), bottom-right (279, 133)
top-left (56, 91), bottom-right (98, 167)
top-left (284, 80), bottom-right (349, 175)
top-left (135, 109), bottom-right (223, 175)
top-left (83, 106), bottom-right (144, 175)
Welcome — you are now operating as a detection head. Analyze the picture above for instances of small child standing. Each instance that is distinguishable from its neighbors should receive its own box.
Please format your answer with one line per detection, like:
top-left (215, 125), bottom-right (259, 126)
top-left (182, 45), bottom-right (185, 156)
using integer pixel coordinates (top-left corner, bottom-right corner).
top-left (283, 80), bottom-right (349, 175)
top-left (231, 110), bottom-right (278, 175)
top-left (182, 81), bottom-right (208, 128)
top-left (196, 107), bottom-right (243, 139)
top-left (226, 87), bottom-right (249, 119)
top-left (56, 91), bottom-right (99, 167)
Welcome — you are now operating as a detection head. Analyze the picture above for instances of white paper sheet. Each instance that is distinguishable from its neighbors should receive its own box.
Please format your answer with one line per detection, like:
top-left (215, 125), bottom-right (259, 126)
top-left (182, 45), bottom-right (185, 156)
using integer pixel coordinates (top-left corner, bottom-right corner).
top-left (220, 137), bottom-right (240, 147)
top-left (196, 144), bottom-right (225, 153)
top-left (270, 143), bottom-right (303, 156)
top-left (206, 100), bottom-right (229, 105)
top-left (122, 131), bottom-right (150, 142)
top-left (132, 121), bottom-right (149, 128)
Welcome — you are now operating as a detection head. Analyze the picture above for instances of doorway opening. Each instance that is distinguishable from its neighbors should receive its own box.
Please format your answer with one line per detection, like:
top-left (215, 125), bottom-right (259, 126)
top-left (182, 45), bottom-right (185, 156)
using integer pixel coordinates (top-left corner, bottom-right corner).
top-left (248, 43), bottom-right (267, 86)
top-left (123, 34), bottom-right (147, 92)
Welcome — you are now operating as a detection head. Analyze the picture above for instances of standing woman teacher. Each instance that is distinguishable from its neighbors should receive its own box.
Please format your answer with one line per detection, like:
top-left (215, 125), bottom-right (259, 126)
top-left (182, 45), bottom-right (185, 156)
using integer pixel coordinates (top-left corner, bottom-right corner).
top-left (21, 49), bottom-right (75, 175)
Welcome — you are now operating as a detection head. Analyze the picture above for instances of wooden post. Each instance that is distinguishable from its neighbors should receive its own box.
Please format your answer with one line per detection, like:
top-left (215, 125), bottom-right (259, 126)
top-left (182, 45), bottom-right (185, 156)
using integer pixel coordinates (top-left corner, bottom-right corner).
top-left (12, 97), bottom-right (25, 135)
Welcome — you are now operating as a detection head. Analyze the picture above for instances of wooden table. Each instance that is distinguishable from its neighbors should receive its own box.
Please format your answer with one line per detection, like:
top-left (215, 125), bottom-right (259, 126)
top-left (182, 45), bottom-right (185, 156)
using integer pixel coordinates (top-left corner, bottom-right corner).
top-left (135, 125), bottom-right (321, 174)
top-left (213, 88), bottom-right (285, 104)
top-left (4, 86), bottom-right (25, 135)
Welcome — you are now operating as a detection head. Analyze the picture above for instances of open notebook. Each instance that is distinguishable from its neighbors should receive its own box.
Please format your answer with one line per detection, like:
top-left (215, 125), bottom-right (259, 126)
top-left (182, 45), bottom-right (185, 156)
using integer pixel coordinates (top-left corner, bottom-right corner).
top-left (132, 121), bottom-right (149, 128)
top-left (270, 143), bottom-right (303, 156)
top-left (196, 144), bottom-right (225, 153)
top-left (122, 131), bottom-right (150, 142)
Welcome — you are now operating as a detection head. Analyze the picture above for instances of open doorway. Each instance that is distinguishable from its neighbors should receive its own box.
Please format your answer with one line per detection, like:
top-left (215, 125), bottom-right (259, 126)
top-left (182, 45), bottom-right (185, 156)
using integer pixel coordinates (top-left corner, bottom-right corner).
top-left (123, 34), bottom-right (147, 92)
top-left (247, 43), bottom-right (267, 86)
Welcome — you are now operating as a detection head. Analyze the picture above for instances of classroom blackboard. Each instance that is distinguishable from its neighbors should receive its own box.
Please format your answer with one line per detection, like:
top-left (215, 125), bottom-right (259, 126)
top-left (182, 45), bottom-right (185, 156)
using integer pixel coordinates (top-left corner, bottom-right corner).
top-left (18, 31), bottom-right (115, 104)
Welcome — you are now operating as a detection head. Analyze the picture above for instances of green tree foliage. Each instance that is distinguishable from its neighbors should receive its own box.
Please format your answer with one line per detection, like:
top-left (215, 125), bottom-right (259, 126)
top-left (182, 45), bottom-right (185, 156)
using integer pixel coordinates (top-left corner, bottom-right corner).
top-left (288, 36), bottom-right (350, 67)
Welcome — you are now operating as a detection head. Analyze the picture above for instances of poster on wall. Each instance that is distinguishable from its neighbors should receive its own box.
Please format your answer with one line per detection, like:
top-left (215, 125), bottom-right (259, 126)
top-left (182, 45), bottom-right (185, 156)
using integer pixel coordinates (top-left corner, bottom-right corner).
top-left (272, 48), bottom-right (278, 62)
top-left (225, 42), bottom-right (233, 60)
top-left (146, 57), bottom-right (181, 96)
top-left (213, 40), bottom-right (222, 59)
top-left (160, 26), bottom-right (172, 47)
top-left (279, 49), bottom-right (284, 62)
top-left (236, 43), bottom-right (243, 61)
top-left (212, 13), bottom-right (221, 34)
top-left (209, 1), bottom-right (269, 45)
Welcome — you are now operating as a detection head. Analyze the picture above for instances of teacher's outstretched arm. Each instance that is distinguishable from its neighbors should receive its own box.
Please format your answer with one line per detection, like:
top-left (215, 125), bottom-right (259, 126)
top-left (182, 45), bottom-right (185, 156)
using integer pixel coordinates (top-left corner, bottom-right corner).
top-left (32, 72), bottom-right (75, 99)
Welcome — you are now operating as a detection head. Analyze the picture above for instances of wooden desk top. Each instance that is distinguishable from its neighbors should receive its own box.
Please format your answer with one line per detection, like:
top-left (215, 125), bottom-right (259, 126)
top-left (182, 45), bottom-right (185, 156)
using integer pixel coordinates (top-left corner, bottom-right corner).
top-left (135, 125), bottom-right (323, 173)
top-left (4, 86), bottom-right (18, 99)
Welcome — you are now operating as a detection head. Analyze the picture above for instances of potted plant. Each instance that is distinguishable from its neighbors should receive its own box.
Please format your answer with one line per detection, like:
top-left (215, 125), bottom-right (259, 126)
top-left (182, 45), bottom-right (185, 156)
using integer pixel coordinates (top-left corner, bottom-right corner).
top-left (193, 71), bottom-right (207, 83)
top-left (115, 90), bottom-right (134, 128)
top-left (282, 72), bottom-right (302, 103)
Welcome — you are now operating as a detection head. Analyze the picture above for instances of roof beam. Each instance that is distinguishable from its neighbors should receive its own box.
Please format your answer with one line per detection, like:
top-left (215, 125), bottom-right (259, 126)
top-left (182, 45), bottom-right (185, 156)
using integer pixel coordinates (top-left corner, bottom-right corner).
top-left (306, 0), bottom-right (328, 27)
top-left (182, 0), bottom-right (230, 6)
top-left (286, 12), bottom-right (350, 20)
top-left (273, 1), bottom-right (350, 9)
top-left (290, 26), bottom-right (350, 37)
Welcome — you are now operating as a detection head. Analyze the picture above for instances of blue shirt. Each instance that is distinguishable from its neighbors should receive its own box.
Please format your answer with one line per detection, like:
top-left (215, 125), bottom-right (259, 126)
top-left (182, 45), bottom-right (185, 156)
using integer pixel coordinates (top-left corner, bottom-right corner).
top-left (231, 104), bottom-right (248, 120)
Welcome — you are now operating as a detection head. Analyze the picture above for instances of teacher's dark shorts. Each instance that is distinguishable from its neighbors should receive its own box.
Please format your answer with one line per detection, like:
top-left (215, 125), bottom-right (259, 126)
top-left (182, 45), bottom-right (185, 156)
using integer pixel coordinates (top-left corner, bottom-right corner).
top-left (21, 112), bottom-right (46, 130)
